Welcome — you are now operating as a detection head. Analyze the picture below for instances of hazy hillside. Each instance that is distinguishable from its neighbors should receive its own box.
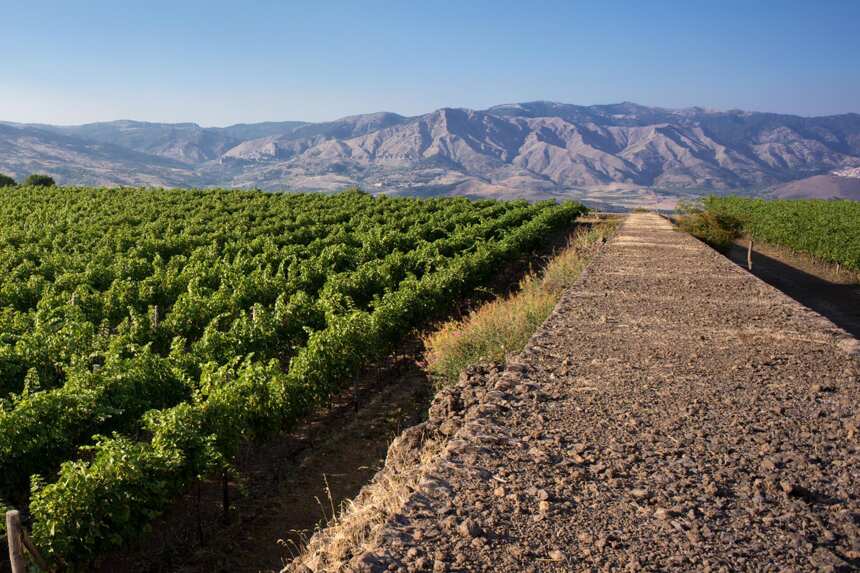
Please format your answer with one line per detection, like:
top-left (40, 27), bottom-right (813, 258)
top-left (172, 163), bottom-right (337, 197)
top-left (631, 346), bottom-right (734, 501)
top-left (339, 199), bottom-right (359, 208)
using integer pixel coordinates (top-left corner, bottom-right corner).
top-left (770, 174), bottom-right (860, 200)
top-left (0, 123), bottom-right (197, 187)
top-left (2, 102), bottom-right (859, 206)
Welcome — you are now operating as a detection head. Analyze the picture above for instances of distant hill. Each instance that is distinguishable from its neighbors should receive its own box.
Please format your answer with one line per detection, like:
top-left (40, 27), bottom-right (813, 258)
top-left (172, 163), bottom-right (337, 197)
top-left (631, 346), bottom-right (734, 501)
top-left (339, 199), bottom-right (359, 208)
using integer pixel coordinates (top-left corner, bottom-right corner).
top-left (2, 102), bottom-right (859, 206)
top-left (770, 174), bottom-right (860, 200)
top-left (0, 123), bottom-right (196, 187)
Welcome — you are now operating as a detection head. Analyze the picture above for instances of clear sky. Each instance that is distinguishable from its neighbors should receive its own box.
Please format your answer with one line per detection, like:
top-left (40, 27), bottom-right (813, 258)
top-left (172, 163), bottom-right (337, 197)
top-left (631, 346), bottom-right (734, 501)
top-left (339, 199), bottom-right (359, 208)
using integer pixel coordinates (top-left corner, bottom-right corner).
top-left (1, 0), bottom-right (857, 126)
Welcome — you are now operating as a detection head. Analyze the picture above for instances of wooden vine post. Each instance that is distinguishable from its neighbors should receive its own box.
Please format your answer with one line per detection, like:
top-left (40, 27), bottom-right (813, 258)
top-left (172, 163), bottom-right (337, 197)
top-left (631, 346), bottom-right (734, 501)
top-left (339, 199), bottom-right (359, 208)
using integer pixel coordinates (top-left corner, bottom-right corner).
top-left (195, 479), bottom-right (204, 544)
top-left (5, 509), bottom-right (50, 572)
top-left (353, 370), bottom-right (359, 413)
top-left (222, 470), bottom-right (231, 525)
top-left (5, 510), bottom-right (25, 573)
top-left (747, 236), bottom-right (754, 271)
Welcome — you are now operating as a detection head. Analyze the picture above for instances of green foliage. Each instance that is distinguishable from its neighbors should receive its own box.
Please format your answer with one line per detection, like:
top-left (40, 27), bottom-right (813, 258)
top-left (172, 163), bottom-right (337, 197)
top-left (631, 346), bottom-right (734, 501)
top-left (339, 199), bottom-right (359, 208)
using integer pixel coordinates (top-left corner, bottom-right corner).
top-left (675, 200), bottom-right (742, 250)
top-left (0, 186), bottom-right (587, 564)
top-left (0, 349), bottom-right (186, 495)
top-left (704, 196), bottom-right (860, 269)
top-left (0, 173), bottom-right (15, 187)
top-left (23, 174), bottom-right (56, 187)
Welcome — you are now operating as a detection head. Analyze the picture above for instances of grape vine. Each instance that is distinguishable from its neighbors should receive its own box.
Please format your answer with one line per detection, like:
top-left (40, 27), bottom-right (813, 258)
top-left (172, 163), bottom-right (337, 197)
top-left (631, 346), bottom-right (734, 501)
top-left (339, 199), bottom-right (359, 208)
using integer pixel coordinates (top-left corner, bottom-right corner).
top-left (704, 196), bottom-right (859, 270)
top-left (0, 186), bottom-right (585, 563)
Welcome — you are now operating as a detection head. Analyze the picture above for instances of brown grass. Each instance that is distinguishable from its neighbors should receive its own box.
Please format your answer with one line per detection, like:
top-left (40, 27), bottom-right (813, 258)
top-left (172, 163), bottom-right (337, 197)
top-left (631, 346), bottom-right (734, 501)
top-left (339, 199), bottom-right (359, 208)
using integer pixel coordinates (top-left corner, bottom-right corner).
top-left (423, 222), bottom-right (618, 385)
top-left (281, 427), bottom-right (444, 572)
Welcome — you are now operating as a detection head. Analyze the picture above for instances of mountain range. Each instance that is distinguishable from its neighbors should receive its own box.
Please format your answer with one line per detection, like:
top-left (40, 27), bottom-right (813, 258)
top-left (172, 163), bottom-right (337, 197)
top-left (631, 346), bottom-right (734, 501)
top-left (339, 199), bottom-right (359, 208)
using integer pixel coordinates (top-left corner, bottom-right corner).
top-left (2, 102), bottom-right (860, 207)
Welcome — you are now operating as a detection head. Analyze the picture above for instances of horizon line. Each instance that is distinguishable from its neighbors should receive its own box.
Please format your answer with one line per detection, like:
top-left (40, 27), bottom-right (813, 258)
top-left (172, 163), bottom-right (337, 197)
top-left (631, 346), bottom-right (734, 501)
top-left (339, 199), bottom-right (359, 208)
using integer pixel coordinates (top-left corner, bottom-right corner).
top-left (3, 100), bottom-right (860, 130)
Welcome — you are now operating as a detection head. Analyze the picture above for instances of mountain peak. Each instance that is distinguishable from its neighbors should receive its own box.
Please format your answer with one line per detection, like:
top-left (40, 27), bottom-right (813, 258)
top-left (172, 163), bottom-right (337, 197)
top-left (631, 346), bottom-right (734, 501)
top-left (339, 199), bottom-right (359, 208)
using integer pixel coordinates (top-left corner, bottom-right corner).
top-left (2, 101), bottom-right (859, 206)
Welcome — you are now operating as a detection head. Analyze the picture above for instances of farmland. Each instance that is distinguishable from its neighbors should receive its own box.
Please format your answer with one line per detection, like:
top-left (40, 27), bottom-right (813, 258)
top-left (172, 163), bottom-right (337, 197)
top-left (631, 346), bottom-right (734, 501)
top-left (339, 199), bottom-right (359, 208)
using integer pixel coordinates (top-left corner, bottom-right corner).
top-left (0, 186), bottom-right (585, 564)
top-left (703, 196), bottom-right (860, 270)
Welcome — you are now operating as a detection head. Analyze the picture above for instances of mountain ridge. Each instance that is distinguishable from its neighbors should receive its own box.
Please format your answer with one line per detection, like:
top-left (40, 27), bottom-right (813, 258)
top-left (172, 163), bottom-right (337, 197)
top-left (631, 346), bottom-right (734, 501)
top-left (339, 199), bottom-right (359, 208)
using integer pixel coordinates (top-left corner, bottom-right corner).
top-left (2, 102), bottom-right (859, 207)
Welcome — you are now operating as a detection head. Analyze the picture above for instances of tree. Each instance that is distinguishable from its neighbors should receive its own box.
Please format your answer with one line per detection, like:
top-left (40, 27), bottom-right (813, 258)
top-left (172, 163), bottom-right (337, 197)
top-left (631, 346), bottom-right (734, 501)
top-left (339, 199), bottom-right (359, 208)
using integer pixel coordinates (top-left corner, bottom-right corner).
top-left (24, 174), bottom-right (56, 187)
top-left (0, 173), bottom-right (16, 187)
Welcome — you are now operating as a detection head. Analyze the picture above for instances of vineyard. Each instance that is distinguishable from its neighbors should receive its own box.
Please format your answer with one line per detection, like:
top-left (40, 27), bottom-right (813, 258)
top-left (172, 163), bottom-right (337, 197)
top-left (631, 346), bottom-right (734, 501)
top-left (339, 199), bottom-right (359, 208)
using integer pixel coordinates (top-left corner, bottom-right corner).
top-left (703, 196), bottom-right (860, 270)
top-left (0, 186), bottom-right (585, 566)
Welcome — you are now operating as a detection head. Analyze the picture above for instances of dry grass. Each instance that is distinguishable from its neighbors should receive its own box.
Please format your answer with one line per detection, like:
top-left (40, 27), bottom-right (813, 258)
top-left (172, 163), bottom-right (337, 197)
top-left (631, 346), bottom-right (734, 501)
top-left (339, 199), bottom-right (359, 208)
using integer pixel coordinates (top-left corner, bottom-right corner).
top-left (423, 222), bottom-right (618, 384)
top-left (282, 427), bottom-right (444, 572)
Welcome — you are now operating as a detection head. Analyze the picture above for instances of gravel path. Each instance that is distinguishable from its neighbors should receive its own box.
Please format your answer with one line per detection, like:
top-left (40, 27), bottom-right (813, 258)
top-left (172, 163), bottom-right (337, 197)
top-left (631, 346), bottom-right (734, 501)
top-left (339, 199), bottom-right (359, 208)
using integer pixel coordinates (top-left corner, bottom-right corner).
top-left (339, 214), bottom-right (860, 572)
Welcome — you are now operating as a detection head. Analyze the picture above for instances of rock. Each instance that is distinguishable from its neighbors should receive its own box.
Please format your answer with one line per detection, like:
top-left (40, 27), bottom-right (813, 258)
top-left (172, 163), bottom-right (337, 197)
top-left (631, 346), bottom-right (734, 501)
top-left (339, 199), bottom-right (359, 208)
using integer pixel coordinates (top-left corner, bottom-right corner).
top-left (536, 489), bottom-right (550, 501)
top-left (686, 529), bottom-right (700, 545)
top-left (577, 532), bottom-right (593, 545)
top-left (812, 546), bottom-right (850, 569)
top-left (438, 419), bottom-right (459, 436)
top-left (630, 488), bottom-right (649, 499)
top-left (528, 447), bottom-right (550, 463)
top-left (570, 442), bottom-right (587, 454)
top-left (780, 480), bottom-right (798, 495)
top-left (458, 518), bottom-right (482, 539)
top-left (549, 549), bottom-right (565, 561)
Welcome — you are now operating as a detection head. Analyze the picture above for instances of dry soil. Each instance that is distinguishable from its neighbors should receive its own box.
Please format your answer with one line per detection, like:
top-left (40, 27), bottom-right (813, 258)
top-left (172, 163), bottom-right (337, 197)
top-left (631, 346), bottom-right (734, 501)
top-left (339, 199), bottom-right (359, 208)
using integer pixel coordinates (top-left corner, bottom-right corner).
top-left (340, 213), bottom-right (860, 572)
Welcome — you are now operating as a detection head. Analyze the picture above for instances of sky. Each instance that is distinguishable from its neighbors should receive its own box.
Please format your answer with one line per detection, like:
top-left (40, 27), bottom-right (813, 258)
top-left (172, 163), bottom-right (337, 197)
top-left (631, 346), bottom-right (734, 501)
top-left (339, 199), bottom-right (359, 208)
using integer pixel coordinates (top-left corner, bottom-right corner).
top-left (1, 0), bottom-right (858, 126)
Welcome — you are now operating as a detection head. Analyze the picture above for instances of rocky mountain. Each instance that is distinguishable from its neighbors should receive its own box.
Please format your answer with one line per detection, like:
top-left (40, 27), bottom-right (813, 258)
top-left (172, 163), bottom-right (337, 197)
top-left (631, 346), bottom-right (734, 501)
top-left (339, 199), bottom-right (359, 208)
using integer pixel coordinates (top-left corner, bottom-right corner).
top-left (2, 102), bottom-right (859, 206)
top-left (4, 120), bottom-right (311, 164)
top-left (0, 123), bottom-right (197, 187)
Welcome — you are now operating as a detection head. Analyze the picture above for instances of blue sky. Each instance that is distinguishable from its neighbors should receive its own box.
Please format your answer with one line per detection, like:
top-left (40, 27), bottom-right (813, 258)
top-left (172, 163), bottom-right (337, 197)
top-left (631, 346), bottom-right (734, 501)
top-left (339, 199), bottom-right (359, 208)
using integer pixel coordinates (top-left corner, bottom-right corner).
top-left (1, 0), bottom-right (857, 125)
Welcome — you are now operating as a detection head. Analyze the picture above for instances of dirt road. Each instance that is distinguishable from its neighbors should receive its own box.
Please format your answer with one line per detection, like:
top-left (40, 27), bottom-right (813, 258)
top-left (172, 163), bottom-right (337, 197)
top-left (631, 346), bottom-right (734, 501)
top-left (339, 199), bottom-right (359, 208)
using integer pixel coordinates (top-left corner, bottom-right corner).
top-left (345, 213), bottom-right (859, 571)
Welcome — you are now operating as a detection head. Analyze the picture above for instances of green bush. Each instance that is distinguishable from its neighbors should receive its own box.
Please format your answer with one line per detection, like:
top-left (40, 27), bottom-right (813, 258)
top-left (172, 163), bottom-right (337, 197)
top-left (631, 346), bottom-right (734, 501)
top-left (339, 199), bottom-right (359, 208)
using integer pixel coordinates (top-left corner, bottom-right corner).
top-left (24, 174), bottom-right (56, 187)
top-left (675, 200), bottom-right (742, 250)
top-left (0, 173), bottom-right (15, 187)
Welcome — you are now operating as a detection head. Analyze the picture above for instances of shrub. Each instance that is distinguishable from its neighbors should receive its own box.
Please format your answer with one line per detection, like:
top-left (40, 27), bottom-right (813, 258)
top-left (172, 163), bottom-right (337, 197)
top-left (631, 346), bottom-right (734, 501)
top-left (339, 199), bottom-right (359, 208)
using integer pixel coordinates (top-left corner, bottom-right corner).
top-left (675, 200), bottom-right (741, 250)
top-left (24, 174), bottom-right (56, 187)
top-left (0, 173), bottom-right (15, 187)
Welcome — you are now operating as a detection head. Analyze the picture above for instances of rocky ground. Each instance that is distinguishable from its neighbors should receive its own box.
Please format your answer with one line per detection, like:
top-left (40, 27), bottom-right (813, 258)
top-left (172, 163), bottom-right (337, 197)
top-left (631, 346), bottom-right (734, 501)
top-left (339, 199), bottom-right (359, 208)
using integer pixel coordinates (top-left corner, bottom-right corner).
top-left (296, 213), bottom-right (859, 572)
